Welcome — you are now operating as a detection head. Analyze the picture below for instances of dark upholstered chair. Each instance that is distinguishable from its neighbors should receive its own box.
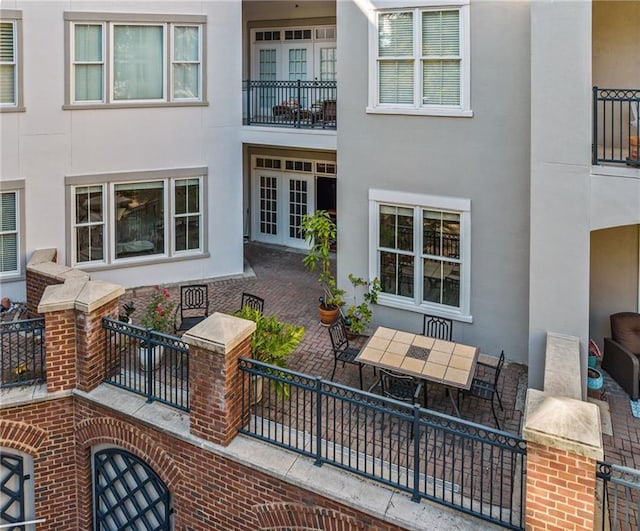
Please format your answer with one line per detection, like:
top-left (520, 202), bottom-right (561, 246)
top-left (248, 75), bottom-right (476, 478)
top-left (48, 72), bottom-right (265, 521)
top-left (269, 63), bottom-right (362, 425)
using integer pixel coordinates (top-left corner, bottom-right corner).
top-left (603, 312), bottom-right (640, 400)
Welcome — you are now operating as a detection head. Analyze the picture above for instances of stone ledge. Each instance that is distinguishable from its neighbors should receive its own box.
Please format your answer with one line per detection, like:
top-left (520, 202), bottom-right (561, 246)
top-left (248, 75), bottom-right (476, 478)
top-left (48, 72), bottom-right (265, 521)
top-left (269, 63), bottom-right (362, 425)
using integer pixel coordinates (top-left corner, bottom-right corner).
top-left (38, 279), bottom-right (124, 314)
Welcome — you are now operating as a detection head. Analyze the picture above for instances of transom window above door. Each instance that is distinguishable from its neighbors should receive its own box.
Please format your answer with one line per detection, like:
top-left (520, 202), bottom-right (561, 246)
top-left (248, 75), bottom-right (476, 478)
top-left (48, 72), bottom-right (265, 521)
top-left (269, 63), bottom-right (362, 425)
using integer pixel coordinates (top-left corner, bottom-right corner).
top-left (64, 11), bottom-right (207, 108)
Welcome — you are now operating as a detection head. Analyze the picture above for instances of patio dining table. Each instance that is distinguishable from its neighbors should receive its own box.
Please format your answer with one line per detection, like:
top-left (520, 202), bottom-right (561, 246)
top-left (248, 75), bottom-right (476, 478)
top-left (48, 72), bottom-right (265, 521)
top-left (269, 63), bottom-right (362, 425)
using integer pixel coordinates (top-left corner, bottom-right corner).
top-left (355, 326), bottom-right (479, 416)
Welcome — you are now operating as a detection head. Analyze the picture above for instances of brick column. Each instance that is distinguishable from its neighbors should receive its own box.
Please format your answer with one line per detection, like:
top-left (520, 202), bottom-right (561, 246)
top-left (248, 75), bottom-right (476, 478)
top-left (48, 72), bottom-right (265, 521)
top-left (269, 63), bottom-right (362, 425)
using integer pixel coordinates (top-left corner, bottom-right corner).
top-left (183, 313), bottom-right (255, 446)
top-left (523, 390), bottom-right (603, 530)
top-left (26, 248), bottom-right (90, 317)
top-left (38, 279), bottom-right (124, 394)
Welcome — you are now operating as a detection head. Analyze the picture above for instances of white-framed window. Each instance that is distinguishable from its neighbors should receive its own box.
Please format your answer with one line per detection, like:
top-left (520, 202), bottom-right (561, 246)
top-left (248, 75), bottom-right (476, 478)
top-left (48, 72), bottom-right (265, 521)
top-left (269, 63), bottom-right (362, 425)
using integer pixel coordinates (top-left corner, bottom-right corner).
top-left (0, 10), bottom-right (23, 111)
top-left (369, 189), bottom-right (471, 321)
top-left (367, 1), bottom-right (471, 117)
top-left (0, 189), bottom-right (21, 277)
top-left (65, 12), bottom-right (205, 107)
top-left (68, 169), bottom-right (206, 267)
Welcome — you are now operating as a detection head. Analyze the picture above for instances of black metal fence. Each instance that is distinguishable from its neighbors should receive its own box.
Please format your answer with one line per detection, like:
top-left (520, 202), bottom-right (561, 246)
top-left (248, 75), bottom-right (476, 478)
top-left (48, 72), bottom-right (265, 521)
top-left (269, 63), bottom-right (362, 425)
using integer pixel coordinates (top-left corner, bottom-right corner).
top-left (239, 359), bottom-right (526, 530)
top-left (0, 318), bottom-right (46, 388)
top-left (597, 461), bottom-right (640, 530)
top-left (244, 79), bottom-right (337, 129)
top-left (593, 87), bottom-right (640, 166)
top-left (102, 318), bottom-right (189, 411)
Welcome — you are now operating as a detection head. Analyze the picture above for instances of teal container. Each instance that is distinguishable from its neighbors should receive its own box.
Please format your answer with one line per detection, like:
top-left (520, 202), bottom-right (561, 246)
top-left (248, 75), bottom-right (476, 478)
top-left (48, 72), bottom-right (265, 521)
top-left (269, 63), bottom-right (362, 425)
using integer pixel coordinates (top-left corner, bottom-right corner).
top-left (587, 367), bottom-right (604, 390)
top-left (588, 355), bottom-right (598, 368)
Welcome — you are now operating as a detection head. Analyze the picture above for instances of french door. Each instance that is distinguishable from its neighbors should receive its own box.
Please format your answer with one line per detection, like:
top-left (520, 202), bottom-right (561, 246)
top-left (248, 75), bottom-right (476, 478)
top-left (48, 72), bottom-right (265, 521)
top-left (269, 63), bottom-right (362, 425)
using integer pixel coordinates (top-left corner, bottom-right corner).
top-left (253, 171), bottom-right (313, 249)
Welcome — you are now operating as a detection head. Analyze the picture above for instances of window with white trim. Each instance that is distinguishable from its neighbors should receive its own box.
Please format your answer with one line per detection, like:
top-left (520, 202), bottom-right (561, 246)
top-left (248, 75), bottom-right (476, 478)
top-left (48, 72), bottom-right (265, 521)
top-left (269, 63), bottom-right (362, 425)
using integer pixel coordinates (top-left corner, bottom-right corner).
top-left (369, 189), bottom-right (470, 318)
top-left (368, 3), bottom-right (470, 116)
top-left (70, 171), bottom-right (204, 266)
top-left (66, 12), bottom-right (205, 106)
top-left (0, 191), bottom-right (20, 276)
top-left (0, 11), bottom-right (23, 110)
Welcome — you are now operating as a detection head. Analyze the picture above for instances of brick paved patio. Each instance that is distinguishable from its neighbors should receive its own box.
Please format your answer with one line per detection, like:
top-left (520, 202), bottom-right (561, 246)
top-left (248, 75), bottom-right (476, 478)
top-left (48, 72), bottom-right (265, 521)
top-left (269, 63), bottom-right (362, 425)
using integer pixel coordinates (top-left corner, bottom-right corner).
top-left (124, 242), bottom-right (528, 434)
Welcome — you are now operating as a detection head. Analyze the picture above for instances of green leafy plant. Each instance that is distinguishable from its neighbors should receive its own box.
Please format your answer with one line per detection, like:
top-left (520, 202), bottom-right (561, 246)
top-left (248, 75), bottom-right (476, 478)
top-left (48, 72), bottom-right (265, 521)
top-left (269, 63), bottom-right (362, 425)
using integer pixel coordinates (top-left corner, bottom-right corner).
top-left (344, 274), bottom-right (381, 335)
top-left (300, 210), bottom-right (345, 310)
top-left (236, 306), bottom-right (305, 398)
top-left (140, 286), bottom-right (176, 334)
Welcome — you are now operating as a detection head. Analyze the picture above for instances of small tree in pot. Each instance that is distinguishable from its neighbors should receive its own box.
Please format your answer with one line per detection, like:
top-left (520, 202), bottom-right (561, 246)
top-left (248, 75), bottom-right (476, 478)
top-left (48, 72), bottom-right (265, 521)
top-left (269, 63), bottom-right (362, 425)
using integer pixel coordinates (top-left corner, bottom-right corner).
top-left (300, 210), bottom-right (345, 324)
top-left (343, 274), bottom-right (381, 336)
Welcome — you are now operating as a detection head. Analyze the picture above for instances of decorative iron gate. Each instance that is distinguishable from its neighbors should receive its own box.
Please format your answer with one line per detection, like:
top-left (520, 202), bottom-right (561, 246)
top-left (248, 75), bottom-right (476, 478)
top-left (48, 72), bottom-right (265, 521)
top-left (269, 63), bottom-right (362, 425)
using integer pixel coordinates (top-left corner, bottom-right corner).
top-left (1, 453), bottom-right (27, 530)
top-left (94, 448), bottom-right (171, 531)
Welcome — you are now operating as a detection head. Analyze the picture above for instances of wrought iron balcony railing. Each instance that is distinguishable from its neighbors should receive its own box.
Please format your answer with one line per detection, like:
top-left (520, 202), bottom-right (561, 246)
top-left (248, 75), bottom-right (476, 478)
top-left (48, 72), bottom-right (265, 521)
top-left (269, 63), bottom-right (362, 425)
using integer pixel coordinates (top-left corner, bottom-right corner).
top-left (243, 79), bottom-right (337, 129)
top-left (593, 87), bottom-right (640, 166)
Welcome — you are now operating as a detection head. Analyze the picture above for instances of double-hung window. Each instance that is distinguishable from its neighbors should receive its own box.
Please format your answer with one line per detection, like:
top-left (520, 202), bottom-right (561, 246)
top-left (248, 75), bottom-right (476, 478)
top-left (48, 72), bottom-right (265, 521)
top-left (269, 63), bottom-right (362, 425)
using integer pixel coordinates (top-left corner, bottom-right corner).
top-left (368, 1), bottom-right (470, 116)
top-left (0, 10), bottom-right (23, 111)
top-left (0, 188), bottom-right (22, 278)
top-left (66, 12), bottom-right (206, 107)
top-left (369, 189), bottom-right (471, 320)
top-left (69, 168), bottom-right (206, 267)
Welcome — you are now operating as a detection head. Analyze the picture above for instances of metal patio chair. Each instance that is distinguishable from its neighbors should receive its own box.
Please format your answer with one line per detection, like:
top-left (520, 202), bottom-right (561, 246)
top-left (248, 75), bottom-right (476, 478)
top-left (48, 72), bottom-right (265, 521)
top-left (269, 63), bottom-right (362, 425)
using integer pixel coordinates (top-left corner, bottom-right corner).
top-left (174, 284), bottom-right (209, 334)
top-left (458, 350), bottom-right (505, 429)
top-left (328, 319), bottom-right (363, 389)
top-left (422, 314), bottom-right (453, 341)
top-left (240, 292), bottom-right (265, 313)
top-left (378, 368), bottom-right (425, 407)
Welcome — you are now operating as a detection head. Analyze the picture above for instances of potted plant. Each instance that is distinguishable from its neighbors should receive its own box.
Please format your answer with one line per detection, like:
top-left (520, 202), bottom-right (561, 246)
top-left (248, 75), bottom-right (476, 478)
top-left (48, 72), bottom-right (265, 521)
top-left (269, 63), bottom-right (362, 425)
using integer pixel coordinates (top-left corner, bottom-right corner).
top-left (300, 210), bottom-right (345, 324)
top-left (343, 274), bottom-right (381, 337)
top-left (588, 339), bottom-right (602, 368)
top-left (139, 286), bottom-right (175, 370)
top-left (236, 306), bottom-right (304, 399)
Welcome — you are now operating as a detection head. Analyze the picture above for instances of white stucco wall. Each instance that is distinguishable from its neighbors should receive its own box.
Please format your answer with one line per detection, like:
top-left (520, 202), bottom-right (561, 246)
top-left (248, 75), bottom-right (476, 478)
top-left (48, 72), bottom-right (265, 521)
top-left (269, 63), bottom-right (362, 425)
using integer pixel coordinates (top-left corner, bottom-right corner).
top-left (336, 1), bottom-right (532, 364)
top-left (0, 0), bottom-right (244, 295)
top-left (529, 1), bottom-right (592, 391)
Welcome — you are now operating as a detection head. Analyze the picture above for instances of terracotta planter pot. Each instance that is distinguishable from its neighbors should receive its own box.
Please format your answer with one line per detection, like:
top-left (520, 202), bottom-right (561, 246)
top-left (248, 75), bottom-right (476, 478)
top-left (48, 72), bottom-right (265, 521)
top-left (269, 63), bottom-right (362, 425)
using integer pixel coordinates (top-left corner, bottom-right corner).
top-left (318, 305), bottom-right (340, 325)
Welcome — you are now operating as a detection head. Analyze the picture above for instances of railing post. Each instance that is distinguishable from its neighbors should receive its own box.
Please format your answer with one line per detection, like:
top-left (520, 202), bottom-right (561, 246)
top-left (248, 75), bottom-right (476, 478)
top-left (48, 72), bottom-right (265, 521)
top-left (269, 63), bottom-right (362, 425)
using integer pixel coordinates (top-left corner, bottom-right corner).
top-left (296, 79), bottom-right (301, 128)
top-left (411, 403), bottom-right (421, 502)
top-left (592, 86), bottom-right (599, 165)
top-left (145, 328), bottom-right (153, 403)
top-left (246, 78), bottom-right (251, 125)
top-left (315, 376), bottom-right (323, 466)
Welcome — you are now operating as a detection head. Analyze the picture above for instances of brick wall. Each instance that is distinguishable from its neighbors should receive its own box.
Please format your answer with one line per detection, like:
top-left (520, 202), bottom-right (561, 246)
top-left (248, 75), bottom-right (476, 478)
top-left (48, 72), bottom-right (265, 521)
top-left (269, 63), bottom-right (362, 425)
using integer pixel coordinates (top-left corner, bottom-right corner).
top-left (2, 397), bottom-right (404, 531)
top-left (526, 441), bottom-right (597, 530)
top-left (1, 398), bottom-right (77, 530)
top-left (76, 298), bottom-right (119, 392)
top-left (25, 268), bottom-right (63, 317)
top-left (43, 309), bottom-right (78, 392)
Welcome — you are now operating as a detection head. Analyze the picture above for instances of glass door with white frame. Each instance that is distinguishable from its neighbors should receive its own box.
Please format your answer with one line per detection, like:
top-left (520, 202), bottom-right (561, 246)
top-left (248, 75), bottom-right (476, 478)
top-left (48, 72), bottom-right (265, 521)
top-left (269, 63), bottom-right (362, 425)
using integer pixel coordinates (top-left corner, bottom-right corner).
top-left (252, 171), bottom-right (313, 249)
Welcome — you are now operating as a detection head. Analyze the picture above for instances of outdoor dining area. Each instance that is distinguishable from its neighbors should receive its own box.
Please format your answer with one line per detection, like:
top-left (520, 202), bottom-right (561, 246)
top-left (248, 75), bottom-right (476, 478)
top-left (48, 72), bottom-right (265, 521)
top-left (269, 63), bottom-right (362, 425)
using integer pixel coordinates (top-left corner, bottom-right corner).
top-left (115, 242), bottom-right (525, 434)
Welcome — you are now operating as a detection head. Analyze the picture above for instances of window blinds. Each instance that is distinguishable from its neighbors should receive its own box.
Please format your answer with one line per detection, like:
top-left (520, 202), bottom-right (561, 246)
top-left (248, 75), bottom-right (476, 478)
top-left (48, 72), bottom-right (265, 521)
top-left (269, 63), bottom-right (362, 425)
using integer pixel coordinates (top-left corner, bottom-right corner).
top-left (0, 21), bottom-right (15, 105)
top-left (0, 192), bottom-right (18, 273)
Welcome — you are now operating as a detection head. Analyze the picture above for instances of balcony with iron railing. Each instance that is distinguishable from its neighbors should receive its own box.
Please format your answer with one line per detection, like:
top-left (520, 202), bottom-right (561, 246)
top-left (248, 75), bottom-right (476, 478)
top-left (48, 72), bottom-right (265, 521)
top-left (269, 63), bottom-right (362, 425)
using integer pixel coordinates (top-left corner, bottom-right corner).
top-left (592, 87), bottom-right (640, 167)
top-left (243, 80), bottom-right (337, 130)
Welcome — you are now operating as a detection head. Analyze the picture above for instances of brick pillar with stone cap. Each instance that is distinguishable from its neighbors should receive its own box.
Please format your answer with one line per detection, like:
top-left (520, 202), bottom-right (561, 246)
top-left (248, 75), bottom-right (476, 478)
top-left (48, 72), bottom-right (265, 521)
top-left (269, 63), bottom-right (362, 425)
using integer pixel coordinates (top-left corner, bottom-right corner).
top-left (38, 279), bottom-right (124, 393)
top-left (522, 333), bottom-right (604, 530)
top-left (182, 312), bottom-right (255, 446)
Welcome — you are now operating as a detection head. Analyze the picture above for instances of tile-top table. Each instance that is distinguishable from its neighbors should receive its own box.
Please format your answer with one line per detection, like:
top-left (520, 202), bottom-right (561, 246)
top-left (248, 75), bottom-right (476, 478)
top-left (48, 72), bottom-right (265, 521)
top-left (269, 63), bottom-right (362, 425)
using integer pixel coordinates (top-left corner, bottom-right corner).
top-left (356, 326), bottom-right (479, 396)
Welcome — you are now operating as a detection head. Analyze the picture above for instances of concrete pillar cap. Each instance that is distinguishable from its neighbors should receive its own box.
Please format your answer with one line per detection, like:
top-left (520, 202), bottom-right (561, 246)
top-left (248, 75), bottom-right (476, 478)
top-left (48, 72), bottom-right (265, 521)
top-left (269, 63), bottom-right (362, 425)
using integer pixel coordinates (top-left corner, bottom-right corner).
top-left (183, 312), bottom-right (256, 354)
top-left (38, 279), bottom-right (124, 314)
top-left (523, 388), bottom-right (603, 460)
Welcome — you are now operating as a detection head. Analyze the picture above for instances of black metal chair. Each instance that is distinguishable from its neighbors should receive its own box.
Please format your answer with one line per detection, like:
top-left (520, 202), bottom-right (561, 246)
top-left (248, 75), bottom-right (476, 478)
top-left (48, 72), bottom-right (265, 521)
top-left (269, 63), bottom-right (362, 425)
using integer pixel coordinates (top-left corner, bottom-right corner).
top-left (379, 369), bottom-right (425, 407)
top-left (422, 314), bottom-right (453, 340)
top-left (328, 319), bottom-right (363, 389)
top-left (174, 284), bottom-right (209, 333)
top-left (240, 292), bottom-right (264, 313)
top-left (458, 350), bottom-right (505, 429)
